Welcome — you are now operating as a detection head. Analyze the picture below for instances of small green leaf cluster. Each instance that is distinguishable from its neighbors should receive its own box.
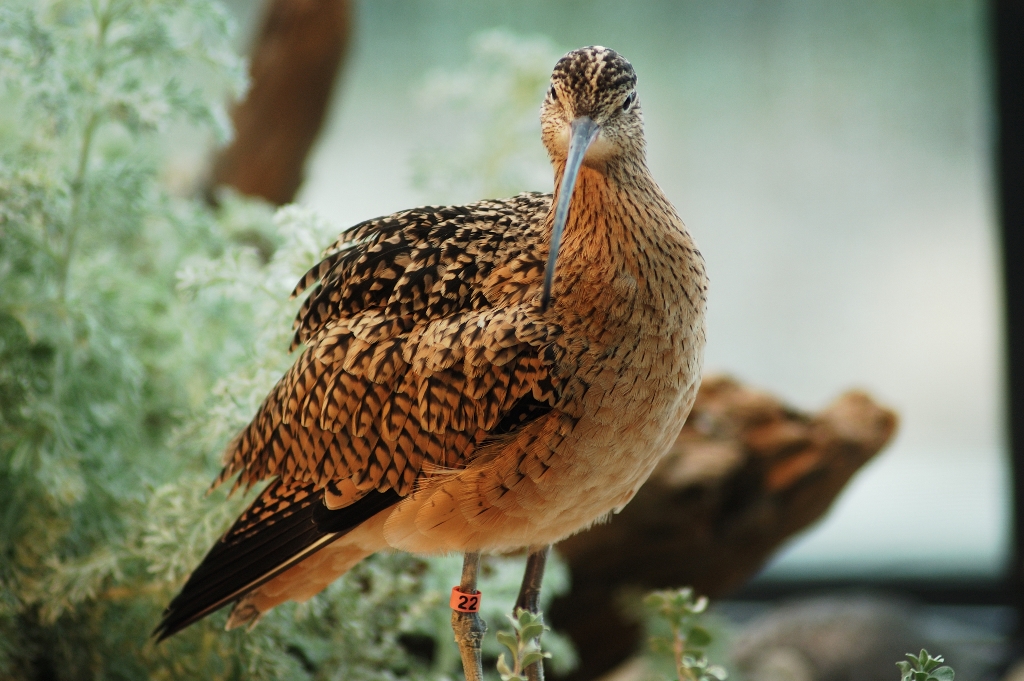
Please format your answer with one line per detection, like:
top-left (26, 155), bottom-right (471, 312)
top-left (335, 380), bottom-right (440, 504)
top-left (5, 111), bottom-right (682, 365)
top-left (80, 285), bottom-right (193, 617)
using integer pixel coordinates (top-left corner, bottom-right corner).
top-left (897, 650), bottom-right (955, 681)
top-left (496, 609), bottom-right (552, 681)
top-left (644, 588), bottom-right (727, 681)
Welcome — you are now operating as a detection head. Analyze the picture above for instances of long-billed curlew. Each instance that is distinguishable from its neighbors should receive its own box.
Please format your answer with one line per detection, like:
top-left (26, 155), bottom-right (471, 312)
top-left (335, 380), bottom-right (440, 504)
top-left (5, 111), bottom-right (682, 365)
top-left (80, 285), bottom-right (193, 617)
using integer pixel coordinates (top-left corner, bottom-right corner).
top-left (155, 46), bottom-right (707, 680)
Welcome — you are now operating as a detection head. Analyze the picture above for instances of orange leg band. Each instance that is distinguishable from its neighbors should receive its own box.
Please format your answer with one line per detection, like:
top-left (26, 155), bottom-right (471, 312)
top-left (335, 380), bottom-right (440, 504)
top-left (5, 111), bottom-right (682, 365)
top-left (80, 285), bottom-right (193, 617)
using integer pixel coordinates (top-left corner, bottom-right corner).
top-left (450, 586), bottom-right (481, 613)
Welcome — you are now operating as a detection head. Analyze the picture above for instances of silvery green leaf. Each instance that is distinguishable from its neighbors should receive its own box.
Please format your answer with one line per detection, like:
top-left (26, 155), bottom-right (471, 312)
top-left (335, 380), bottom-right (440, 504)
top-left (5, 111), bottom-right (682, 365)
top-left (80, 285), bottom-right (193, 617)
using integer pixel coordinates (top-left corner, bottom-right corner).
top-left (521, 651), bottom-right (547, 667)
top-left (688, 626), bottom-right (713, 648)
top-left (520, 622), bottom-right (546, 640)
top-left (496, 630), bottom-right (519, 653)
top-left (497, 653), bottom-right (522, 681)
top-left (707, 664), bottom-right (728, 680)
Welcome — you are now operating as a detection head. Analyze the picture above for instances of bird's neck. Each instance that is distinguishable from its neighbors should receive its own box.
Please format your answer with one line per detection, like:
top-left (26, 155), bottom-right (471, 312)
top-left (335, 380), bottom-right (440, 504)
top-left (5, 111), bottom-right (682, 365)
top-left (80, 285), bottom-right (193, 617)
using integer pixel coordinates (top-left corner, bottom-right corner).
top-left (550, 157), bottom-right (691, 313)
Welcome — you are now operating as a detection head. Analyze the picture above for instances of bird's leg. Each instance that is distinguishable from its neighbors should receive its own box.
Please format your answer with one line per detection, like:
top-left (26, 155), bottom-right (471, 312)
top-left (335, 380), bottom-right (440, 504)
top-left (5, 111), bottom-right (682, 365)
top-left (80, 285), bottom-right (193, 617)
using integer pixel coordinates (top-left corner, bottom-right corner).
top-left (515, 545), bottom-right (552, 681)
top-left (452, 551), bottom-right (486, 681)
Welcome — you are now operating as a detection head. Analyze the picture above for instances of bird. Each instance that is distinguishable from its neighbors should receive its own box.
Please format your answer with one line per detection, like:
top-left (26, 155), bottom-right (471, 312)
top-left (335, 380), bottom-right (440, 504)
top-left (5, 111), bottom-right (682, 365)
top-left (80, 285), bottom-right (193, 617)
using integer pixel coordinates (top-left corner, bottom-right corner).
top-left (155, 45), bottom-right (707, 680)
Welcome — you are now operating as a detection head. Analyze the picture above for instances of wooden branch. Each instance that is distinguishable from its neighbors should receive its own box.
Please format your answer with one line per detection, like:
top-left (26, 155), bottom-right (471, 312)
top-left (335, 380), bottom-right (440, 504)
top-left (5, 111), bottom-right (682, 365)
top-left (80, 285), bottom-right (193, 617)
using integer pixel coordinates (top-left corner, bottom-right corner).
top-left (207, 0), bottom-right (352, 205)
top-left (549, 375), bottom-right (898, 681)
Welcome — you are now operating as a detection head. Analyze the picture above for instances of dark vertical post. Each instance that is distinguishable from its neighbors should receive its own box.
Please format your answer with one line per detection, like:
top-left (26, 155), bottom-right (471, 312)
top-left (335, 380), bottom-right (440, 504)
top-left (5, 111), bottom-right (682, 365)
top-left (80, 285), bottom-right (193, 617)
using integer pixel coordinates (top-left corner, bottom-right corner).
top-left (995, 0), bottom-right (1024, 650)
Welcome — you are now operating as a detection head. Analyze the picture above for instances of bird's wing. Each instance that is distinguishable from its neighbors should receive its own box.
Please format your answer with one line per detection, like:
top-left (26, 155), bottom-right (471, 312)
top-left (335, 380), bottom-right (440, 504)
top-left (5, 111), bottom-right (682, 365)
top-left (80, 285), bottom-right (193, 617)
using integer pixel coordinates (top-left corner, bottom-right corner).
top-left (157, 194), bottom-right (570, 638)
top-left (214, 193), bottom-right (562, 497)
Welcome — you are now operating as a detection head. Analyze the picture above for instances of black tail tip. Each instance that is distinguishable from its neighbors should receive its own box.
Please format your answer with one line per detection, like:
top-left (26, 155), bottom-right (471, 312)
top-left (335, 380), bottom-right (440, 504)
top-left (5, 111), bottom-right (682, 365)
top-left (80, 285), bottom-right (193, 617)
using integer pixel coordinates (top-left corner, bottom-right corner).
top-left (151, 604), bottom-right (212, 643)
top-left (151, 615), bottom-right (180, 643)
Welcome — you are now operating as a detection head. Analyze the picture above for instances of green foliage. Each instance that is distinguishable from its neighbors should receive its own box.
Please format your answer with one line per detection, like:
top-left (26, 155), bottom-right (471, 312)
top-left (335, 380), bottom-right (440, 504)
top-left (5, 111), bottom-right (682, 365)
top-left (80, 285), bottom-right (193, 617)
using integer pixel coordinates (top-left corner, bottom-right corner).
top-left (645, 589), bottom-right (728, 681)
top-left (411, 29), bottom-right (563, 204)
top-left (496, 609), bottom-right (551, 681)
top-left (0, 1), bottom-right (246, 675)
top-left (897, 650), bottom-right (955, 681)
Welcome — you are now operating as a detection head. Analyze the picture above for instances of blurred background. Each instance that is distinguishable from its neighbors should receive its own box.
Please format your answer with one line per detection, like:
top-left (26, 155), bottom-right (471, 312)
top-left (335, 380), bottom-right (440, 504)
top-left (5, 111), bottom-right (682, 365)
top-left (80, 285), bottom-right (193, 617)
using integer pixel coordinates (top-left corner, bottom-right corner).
top-left (220, 0), bottom-right (1002, 581)
top-left (211, 1), bottom-right (1010, 677)
top-left (0, 1), bottom-right (1014, 679)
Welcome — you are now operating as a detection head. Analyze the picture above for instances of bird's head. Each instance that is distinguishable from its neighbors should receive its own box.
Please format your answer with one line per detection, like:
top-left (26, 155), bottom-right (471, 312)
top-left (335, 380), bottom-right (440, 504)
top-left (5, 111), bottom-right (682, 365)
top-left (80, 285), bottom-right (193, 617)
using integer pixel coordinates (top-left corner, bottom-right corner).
top-left (541, 46), bottom-right (643, 167)
top-left (539, 46), bottom-right (643, 309)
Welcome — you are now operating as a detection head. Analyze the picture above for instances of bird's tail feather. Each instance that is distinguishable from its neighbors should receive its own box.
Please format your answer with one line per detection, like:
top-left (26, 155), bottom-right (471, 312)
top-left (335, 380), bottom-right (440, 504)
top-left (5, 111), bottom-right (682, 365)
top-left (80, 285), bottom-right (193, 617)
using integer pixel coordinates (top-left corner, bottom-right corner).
top-left (224, 509), bottom-right (392, 630)
top-left (154, 481), bottom-right (400, 641)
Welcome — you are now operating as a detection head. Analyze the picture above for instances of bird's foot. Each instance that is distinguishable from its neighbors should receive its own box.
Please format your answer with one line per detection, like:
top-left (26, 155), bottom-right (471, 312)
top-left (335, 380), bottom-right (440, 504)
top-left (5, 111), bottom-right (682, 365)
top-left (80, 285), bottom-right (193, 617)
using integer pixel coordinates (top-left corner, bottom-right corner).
top-left (452, 607), bottom-right (487, 681)
top-left (452, 551), bottom-right (486, 681)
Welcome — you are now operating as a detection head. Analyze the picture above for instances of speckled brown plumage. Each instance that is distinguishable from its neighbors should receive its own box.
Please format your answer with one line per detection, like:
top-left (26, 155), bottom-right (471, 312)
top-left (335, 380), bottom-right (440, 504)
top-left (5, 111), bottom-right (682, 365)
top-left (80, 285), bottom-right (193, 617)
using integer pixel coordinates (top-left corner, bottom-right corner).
top-left (215, 193), bottom-right (563, 500)
top-left (157, 45), bottom-right (708, 641)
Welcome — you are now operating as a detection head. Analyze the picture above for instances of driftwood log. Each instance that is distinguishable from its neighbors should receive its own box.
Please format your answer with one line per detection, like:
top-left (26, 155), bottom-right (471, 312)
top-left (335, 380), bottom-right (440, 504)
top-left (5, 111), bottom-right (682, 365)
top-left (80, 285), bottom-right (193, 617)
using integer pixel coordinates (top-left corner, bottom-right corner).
top-left (550, 375), bottom-right (898, 681)
top-left (206, 0), bottom-right (352, 206)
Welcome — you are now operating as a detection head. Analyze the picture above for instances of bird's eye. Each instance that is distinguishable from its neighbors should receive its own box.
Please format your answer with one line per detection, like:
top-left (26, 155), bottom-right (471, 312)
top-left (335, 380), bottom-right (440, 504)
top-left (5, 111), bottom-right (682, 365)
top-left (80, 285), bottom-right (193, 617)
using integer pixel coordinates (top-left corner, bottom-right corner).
top-left (549, 86), bottom-right (558, 102)
top-left (622, 91), bottom-right (636, 111)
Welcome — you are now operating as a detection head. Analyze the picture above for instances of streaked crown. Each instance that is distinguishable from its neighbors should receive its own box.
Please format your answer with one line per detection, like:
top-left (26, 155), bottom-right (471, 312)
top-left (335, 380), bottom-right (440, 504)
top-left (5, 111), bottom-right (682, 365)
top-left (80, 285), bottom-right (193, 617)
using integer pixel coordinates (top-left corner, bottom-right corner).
top-left (548, 46), bottom-right (637, 121)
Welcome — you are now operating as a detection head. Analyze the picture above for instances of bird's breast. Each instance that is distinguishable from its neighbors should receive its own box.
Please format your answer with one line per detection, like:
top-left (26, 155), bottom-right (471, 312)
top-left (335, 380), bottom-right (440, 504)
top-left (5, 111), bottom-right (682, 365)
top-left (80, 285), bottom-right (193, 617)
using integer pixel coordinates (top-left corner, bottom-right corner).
top-left (381, 184), bottom-right (708, 554)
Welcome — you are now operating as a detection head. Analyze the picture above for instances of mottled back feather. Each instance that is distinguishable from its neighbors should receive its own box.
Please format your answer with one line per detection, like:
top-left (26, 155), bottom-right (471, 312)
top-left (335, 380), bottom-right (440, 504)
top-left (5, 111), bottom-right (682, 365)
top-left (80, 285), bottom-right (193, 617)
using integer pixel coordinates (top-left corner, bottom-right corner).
top-left (215, 192), bottom-right (569, 501)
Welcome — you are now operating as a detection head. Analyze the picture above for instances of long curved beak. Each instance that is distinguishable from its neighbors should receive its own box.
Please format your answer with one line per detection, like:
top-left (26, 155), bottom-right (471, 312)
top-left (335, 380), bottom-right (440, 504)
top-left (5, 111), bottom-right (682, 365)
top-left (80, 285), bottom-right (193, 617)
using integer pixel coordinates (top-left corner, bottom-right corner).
top-left (541, 116), bottom-right (601, 310)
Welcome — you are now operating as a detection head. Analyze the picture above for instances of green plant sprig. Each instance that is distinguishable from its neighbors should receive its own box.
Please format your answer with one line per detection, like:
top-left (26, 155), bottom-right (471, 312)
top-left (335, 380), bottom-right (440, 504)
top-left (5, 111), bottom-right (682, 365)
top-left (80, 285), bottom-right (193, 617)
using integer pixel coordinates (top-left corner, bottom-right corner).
top-left (645, 588), bottom-right (727, 681)
top-left (897, 650), bottom-right (954, 681)
top-left (496, 608), bottom-right (552, 681)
